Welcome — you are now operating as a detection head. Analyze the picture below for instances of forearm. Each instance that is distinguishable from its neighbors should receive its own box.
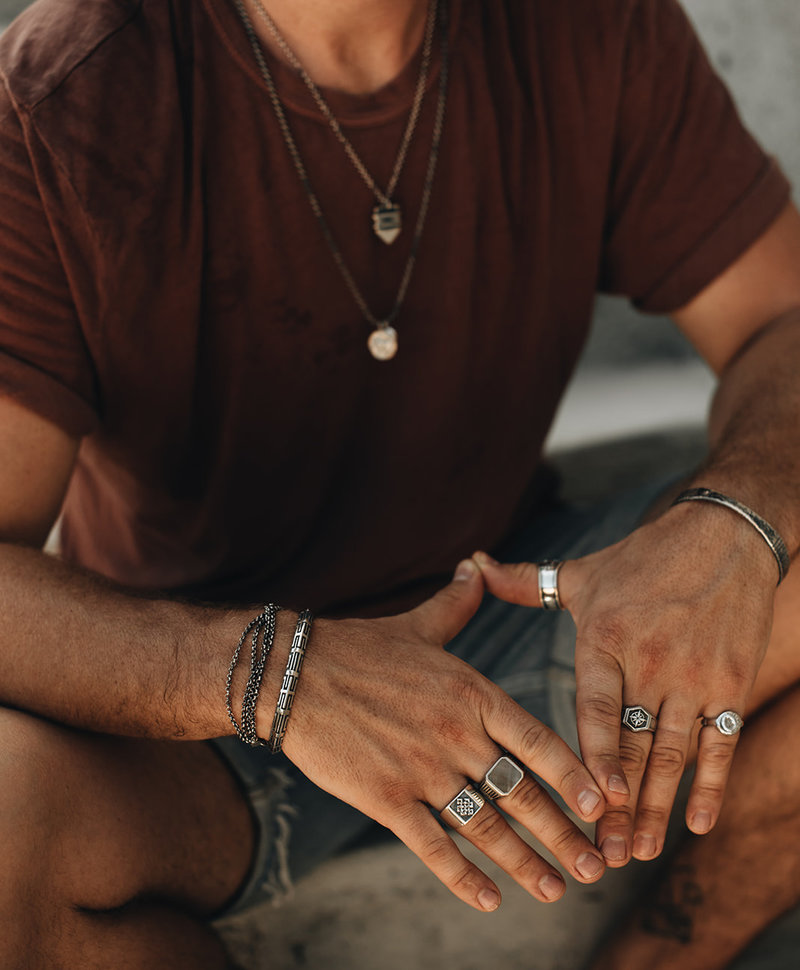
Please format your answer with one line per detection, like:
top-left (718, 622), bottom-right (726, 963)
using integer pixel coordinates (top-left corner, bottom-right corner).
top-left (0, 542), bottom-right (282, 740)
top-left (698, 308), bottom-right (800, 557)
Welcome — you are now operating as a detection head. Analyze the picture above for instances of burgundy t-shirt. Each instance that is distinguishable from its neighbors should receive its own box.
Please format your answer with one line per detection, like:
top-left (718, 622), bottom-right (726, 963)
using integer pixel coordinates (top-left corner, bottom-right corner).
top-left (0, 0), bottom-right (790, 613)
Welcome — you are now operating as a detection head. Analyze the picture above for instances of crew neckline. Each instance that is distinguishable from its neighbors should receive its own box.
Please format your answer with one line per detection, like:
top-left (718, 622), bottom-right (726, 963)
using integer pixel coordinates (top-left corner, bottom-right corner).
top-left (201, 0), bottom-right (461, 129)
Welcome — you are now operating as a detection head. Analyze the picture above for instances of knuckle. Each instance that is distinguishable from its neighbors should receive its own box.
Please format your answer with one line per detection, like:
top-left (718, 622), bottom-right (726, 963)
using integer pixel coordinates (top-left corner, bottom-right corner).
top-left (429, 713), bottom-right (470, 748)
top-left (600, 807), bottom-right (633, 830)
top-left (586, 613), bottom-right (630, 654)
top-left (700, 739), bottom-right (736, 772)
top-left (510, 850), bottom-right (547, 883)
top-left (418, 831), bottom-right (457, 868)
top-left (517, 720), bottom-right (556, 763)
top-left (547, 824), bottom-right (585, 857)
top-left (577, 693), bottom-right (620, 729)
top-left (373, 777), bottom-right (414, 817)
top-left (635, 804), bottom-right (668, 830)
top-left (510, 780), bottom-right (550, 816)
top-left (450, 861), bottom-right (483, 895)
top-left (647, 742), bottom-right (686, 776)
top-left (466, 807), bottom-right (506, 845)
top-left (618, 738), bottom-right (649, 773)
top-left (692, 779), bottom-right (726, 804)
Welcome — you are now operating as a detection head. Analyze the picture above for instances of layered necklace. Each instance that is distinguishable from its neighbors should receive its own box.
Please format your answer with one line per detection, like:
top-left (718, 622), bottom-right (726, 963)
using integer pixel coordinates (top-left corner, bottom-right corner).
top-left (233, 0), bottom-right (450, 360)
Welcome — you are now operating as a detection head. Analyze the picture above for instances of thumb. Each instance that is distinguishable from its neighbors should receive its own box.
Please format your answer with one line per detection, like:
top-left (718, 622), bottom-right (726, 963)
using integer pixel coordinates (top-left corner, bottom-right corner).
top-left (409, 558), bottom-right (485, 645)
top-left (472, 551), bottom-right (560, 608)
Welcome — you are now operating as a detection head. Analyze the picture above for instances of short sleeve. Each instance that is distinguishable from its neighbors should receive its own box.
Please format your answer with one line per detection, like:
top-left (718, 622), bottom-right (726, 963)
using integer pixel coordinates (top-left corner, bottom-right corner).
top-left (0, 79), bottom-right (99, 436)
top-left (598, 0), bottom-right (792, 313)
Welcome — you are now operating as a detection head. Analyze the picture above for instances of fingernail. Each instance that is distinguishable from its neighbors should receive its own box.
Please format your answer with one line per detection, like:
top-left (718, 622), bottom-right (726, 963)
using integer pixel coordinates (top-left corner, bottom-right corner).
top-left (578, 789), bottom-right (601, 816)
top-left (633, 833), bottom-right (657, 859)
top-left (608, 774), bottom-right (630, 796)
top-left (478, 888), bottom-right (501, 911)
top-left (600, 835), bottom-right (627, 862)
top-left (576, 852), bottom-right (604, 879)
top-left (690, 811), bottom-right (712, 834)
top-left (472, 550), bottom-right (498, 567)
top-left (454, 559), bottom-right (477, 581)
top-left (538, 874), bottom-right (565, 901)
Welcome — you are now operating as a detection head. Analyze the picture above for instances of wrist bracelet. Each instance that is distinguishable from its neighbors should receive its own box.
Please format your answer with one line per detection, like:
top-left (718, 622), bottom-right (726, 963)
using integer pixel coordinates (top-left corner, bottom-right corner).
top-left (226, 603), bottom-right (281, 746)
top-left (269, 609), bottom-right (314, 754)
top-left (671, 487), bottom-right (790, 585)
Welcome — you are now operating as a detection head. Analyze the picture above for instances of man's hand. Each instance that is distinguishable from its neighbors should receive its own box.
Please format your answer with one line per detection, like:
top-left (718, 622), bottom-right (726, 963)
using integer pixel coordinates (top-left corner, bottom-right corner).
top-left (281, 559), bottom-right (608, 912)
top-left (473, 498), bottom-right (777, 868)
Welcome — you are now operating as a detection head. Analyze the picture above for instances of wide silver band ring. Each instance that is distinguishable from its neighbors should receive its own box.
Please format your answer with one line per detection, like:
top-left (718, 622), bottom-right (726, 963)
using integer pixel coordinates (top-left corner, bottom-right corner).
top-left (478, 755), bottom-right (525, 800)
top-left (538, 560), bottom-right (564, 611)
top-left (622, 705), bottom-right (658, 733)
top-left (701, 710), bottom-right (744, 736)
top-left (443, 785), bottom-right (486, 826)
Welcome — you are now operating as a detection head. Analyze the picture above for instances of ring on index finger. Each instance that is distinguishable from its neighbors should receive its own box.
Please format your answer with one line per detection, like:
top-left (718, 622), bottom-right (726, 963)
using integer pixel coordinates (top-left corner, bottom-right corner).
top-left (443, 785), bottom-right (486, 826)
top-left (538, 560), bottom-right (564, 610)
top-left (478, 755), bottom-right (525, 801)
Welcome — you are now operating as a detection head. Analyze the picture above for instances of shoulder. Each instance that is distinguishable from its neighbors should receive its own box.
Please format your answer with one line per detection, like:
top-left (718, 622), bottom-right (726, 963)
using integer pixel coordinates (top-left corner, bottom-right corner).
top-left (0, 0), bottom-right (172, 110)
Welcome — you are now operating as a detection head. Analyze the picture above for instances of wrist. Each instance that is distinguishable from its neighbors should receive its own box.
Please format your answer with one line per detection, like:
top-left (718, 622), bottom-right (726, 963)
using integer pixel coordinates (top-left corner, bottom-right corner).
top-left (665, 492), bottom-right (782, 591)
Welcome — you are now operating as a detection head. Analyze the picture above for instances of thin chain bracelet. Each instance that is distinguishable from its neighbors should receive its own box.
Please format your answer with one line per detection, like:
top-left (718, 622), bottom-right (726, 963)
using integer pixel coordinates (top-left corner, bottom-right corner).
top-left (268, 609), bottom-right (314, 754)
top-left (226, 603), bottom-right (281, 745)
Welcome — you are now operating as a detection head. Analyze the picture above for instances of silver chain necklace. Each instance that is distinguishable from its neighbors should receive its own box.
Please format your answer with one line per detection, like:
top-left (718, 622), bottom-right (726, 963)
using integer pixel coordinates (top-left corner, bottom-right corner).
top-left (249, 0), bottom-right (438, 245)
top-left (234, 0), bottom-right (449, 361)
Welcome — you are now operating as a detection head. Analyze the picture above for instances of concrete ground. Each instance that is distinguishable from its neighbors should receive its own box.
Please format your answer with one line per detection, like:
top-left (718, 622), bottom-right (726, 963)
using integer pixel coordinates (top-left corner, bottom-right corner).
top-left (2, 1), bottom-right (799, 968)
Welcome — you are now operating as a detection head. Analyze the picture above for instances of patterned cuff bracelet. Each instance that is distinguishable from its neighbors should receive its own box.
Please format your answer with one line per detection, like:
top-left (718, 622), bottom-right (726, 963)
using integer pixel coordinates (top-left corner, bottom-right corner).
top-left (671, 487), bottom-right (790, 585)
top-left (268, 609), bottom-right (314, 754)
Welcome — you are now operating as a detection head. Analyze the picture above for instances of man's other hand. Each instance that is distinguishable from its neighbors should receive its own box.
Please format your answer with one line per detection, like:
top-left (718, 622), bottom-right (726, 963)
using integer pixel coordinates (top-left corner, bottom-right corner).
top-left (473, 500), bottom-right (775, 869)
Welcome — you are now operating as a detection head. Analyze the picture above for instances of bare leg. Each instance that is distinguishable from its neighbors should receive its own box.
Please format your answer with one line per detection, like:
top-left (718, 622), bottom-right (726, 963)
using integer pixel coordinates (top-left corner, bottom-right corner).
top-left (589, 562), bottom-right (800, 969)
top-left (0, 707), bottom-right (255, 970)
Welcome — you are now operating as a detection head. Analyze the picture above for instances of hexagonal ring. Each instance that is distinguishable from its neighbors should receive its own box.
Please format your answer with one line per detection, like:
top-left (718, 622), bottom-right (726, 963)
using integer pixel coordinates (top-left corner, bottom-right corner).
top-left (621, 705), bottom-right (658, 733)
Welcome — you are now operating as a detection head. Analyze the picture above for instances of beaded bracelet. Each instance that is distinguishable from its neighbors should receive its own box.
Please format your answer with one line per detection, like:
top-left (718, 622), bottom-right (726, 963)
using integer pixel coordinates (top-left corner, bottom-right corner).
top-left (671, 488), bottom-right (790, 585)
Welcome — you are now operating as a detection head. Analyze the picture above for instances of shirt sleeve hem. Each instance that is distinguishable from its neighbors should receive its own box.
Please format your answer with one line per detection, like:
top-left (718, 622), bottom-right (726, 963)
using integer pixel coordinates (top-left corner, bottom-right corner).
top-left (634, 159), bottom-right (793, 315)
top-left (0, 354), bottom-right (99, 439)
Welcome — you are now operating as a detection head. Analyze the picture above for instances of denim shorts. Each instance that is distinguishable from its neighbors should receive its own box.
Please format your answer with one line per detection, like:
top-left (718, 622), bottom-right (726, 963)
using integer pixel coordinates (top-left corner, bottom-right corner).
top-left (210, 476), bottom-right (673, 920)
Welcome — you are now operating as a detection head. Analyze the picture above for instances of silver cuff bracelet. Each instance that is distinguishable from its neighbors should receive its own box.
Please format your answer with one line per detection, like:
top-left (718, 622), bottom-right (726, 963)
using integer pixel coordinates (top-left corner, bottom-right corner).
top-left (671, 487), bottom-right (790, 585)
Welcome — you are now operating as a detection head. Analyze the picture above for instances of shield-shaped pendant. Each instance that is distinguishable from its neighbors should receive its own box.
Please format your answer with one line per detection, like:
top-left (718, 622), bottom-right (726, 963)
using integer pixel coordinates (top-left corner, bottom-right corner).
top-left (372, 203), bottom-right (402, 244)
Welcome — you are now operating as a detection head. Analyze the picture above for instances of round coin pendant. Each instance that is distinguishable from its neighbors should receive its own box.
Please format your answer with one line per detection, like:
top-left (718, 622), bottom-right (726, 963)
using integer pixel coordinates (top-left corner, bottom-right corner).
top-left (368, 325), bottom-right (398, 361)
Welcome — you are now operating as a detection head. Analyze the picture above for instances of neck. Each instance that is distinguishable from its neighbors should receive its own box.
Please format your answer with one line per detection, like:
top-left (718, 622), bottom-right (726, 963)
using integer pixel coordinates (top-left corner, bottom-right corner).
top-left (242, 0), bottom-right (431, 94)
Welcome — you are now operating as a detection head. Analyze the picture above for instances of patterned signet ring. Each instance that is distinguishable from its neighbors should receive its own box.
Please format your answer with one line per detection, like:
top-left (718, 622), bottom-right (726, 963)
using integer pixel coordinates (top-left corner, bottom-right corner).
top-left (621, 705), bottom-right (658, 733)
top-left (538, 560), bottom-right (564, 610)
top-left (701, 710), bottom-right (744, 736)
top-left (443, 785), bottom-right (486, 826)
top-left (478, 755), bottom-right (525, 800)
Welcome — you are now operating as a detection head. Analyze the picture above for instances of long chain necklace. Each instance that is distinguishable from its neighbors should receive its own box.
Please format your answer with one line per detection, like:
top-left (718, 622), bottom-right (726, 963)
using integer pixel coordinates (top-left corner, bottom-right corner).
top-left (249, 0), bottom-right (438, 246)
top-left (234, 0), bottom-right (449, 361)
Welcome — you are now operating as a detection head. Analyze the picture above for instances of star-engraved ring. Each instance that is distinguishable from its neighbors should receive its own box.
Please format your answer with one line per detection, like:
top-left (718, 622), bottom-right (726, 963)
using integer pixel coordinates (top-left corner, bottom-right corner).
top-left (538, 560), bottom-right (564, 610)
top-left (701, 710), bottom-right (744, 736)
top-left (478, 755), bottom-right (525, 801)
top-left (443, 785), bottom-right (486, 826)
top-left (621, 705), bottom-right (658, 733)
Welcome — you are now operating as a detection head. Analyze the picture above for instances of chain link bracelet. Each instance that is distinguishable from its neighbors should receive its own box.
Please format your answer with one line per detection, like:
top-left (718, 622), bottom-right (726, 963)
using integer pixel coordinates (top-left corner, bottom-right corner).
top-left (226, 603), bottom-right (281, 745)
